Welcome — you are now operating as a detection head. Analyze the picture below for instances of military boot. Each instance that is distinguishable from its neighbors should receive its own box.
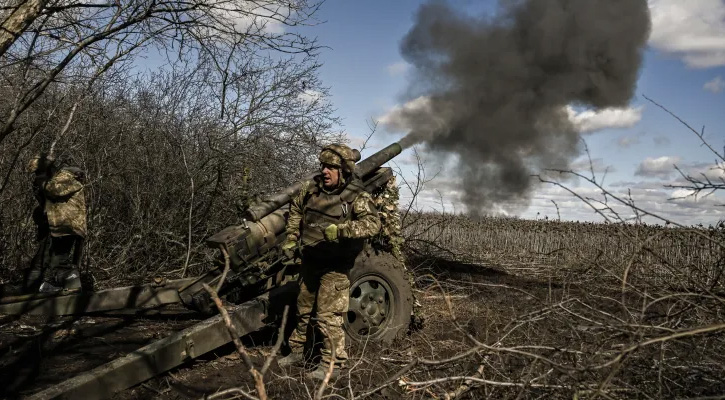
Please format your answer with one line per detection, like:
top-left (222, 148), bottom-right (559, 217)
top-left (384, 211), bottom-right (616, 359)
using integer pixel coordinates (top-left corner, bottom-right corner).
top-left (59, 268), bottom-right (82, 291)
top-left (277, 352), bottom-right (304, 368)
top-left (38, 281), bottom-right (63, 293)
top-left (307, 365), bottom-right (340, 381)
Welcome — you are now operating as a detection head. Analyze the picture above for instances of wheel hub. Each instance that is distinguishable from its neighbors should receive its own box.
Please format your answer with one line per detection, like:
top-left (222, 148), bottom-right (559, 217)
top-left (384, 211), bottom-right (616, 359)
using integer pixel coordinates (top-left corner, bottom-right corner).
top-left (346, 277), bottom-right (393, 338)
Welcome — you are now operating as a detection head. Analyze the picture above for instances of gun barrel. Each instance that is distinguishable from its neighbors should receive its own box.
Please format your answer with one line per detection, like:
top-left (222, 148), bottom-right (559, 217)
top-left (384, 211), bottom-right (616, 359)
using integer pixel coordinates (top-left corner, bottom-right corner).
top-left (244, 142), bottom-right (402, 222)
top-left (243, 172), bottom-right (317, 222)
top-left (354, 142), bottom-right (403, 178)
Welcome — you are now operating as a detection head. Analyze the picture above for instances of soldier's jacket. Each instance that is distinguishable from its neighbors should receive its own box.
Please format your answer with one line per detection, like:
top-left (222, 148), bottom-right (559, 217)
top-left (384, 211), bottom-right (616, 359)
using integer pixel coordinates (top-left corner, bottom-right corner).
top-left (286, 175), bottom-right (381, 260)
top-left (43, 167), bottom-right (87, 238)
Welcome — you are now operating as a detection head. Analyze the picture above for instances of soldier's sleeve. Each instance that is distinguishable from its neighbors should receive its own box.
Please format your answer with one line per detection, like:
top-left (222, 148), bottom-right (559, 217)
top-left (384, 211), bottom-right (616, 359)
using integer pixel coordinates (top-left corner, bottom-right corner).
top-left (43, 170), bottom-right (83, 199)
top-left (339, 192), bottom-right (381, 239)
top-left (285, 180), bottom-right (308, 242)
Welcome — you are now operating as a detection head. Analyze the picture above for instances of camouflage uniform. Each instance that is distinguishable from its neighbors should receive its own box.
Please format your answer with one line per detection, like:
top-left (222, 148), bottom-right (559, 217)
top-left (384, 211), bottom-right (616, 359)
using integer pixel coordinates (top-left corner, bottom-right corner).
top-left (25, 156), bottom-right (86, 291)
top-left (44, 167), bottom-right (87, 238)
top-left (285, 147), bottom-right (381, 368)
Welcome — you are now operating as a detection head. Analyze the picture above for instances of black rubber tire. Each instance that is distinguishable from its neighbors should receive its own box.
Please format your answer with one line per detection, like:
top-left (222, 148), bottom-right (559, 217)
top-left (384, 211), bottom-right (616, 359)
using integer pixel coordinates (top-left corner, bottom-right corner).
top-left (345, 250), bottom-right (413, 344)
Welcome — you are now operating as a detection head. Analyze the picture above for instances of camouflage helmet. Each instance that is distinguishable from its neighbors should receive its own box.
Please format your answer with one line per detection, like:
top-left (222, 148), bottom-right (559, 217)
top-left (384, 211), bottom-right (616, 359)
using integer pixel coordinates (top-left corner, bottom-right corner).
top-left (26, 153), bottom-right (55, 173)
top-left (319, 144), bottom-right (361, 174)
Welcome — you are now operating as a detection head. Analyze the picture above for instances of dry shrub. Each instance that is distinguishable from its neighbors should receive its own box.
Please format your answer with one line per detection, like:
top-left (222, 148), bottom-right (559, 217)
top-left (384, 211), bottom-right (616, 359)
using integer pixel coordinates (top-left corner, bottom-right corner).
top-left (0, 63), bottom-right (340, 288)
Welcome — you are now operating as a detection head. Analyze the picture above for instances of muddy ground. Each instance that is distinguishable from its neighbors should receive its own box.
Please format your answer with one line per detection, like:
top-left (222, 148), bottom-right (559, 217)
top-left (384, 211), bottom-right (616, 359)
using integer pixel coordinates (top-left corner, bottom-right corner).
top-left (2, 258), bottom-right (724, 399)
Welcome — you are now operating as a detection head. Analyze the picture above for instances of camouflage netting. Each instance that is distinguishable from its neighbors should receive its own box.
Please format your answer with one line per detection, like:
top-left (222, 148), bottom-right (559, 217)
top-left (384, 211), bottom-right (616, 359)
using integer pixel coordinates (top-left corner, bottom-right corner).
top-left (372, 176), bottom-right (423, 328)
top-left (373, 177), bottom-right (404, 259)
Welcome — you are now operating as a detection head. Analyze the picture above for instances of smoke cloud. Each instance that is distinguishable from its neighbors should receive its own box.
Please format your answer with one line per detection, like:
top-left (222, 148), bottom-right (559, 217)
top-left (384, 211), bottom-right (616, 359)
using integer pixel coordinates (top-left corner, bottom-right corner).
top-left (388, 0), bottom-right (651, 213)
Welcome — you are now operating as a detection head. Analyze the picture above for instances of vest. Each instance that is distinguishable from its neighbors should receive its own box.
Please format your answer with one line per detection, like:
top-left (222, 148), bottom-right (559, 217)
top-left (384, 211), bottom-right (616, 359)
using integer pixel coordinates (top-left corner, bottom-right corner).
top-left (300, 177), bottom-right (366, 260)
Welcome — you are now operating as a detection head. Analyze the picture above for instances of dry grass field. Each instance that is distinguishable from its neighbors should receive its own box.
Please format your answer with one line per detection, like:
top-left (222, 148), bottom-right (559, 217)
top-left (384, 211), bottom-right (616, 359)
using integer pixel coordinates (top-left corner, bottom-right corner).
top-left (406, 213), bottom-right (721, 271)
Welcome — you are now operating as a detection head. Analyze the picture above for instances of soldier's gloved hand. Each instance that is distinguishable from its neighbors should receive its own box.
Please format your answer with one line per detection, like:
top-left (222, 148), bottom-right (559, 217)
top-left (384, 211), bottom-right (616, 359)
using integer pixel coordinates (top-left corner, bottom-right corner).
top-left (281, 240), bottom-right (297, 259)
top-left (324, 224), bottom-right (339, 241)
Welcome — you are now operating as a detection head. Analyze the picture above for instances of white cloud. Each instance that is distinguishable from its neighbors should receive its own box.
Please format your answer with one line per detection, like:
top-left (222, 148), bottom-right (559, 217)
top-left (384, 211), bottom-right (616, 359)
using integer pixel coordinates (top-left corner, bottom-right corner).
top-left (386, 61), bottom-right (409, 76)
top-left (566, 106), bottom-right (644, 133)
top-left (704, 76), bottom-right (725, 93)
top-left (344, 134), bottom-right (367, 150)
top-left (610, 180), bottom-right (668, 190)
top-left (524, 179), bottom-right (725, 225)
top-left (671, 188), bottom-right (698, 199)
top-left (635, 156), bottom-right (682, 179)
top-left (297, 89), bottom-right (322, 105)
top-left (378, 96), bottom-right (433, 129)
top-left (648, 0), bottom-right (725, 68)
top-left (571, 157), bottom-right (616, 174)
top-left (210, 2), bottom-right (288, 36)
top-left (702, 162), bottom-right (725, 180)
top-left (668, 187), bottom-right (725, 210)
top-left (677, 161), bottom-right (725, 181)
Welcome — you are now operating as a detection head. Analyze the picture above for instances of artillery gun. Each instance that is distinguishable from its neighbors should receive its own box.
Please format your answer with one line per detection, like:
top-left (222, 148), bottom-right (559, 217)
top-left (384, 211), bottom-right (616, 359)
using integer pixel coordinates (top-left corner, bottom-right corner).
top-left (0, 143), bottom-right (413, 399)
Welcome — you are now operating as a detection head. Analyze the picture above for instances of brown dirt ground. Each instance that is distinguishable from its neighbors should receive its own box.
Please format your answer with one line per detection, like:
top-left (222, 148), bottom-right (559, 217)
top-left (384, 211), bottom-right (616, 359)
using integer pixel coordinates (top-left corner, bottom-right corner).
top-left (0, 308), bottom-right (200, 399)
top-left (0, 260), bottom-right (560, 399)
top-left (4, 258), bottom-right (723, 399)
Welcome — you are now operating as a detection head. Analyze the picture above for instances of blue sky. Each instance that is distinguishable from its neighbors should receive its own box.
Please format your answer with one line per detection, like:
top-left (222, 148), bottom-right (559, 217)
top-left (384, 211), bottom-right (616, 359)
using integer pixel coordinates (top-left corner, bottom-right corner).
top-left (301, 0), bottom-right (725, 226)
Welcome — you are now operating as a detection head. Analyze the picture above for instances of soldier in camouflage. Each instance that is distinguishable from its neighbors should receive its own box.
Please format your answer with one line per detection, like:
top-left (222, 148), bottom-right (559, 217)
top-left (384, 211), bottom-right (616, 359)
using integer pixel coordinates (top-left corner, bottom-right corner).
top-left (279, 144), bottom-right (381, 380)
top-left (24, 153), bottom-right (86, 292)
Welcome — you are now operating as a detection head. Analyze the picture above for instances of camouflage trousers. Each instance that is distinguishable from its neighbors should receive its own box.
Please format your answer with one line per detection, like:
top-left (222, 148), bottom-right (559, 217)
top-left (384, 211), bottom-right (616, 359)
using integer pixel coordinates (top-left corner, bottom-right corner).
top-left (288, 265), bottom-right (350, 367)
top-left (24, 235), bottom-right (81, 291)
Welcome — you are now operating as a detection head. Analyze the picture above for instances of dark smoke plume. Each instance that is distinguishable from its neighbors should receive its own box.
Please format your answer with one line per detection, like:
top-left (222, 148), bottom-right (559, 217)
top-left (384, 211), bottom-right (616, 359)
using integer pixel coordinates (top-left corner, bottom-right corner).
top-left (387, 0), bottom-right (651, 213)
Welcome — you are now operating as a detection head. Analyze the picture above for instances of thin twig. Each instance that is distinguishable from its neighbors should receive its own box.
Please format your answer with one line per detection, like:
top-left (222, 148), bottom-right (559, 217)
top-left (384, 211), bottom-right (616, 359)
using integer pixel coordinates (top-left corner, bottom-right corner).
top-left (204, 387), bottom-right (260, 400)
top-left (181, 145), bottom-right (194, 278)
top-left (401, 375), bottom-right (570, 389)
top-left (260, 305), bottom-right (289, 376)
top-left (314, 325), bottom-right (337, 400)
top-left (643, 94), bottom-right (724, 161)
top-left (216, 247), bottom-right (232, 293)
top-left (202, 283), bottom-right (267, 400)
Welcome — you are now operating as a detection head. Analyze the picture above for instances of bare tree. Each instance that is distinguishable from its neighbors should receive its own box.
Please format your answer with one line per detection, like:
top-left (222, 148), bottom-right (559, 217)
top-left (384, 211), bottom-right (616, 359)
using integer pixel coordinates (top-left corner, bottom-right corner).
top-left (0, 0), bottom-right (323, 157)
top-left (0, 0), bottom-right (49, 57)
top-left (0, 1), bottom-right (341, 285)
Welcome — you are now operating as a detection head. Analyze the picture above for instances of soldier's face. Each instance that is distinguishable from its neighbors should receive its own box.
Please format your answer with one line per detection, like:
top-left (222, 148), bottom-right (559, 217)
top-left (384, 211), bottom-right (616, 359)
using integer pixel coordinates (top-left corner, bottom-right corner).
top-left (321, 163), bottom-right (340, 188)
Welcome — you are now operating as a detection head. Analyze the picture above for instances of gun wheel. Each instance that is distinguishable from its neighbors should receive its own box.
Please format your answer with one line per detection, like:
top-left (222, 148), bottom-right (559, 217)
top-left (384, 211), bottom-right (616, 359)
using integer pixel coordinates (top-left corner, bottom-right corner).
top-left (345, 251), bottom-right (412, 344)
